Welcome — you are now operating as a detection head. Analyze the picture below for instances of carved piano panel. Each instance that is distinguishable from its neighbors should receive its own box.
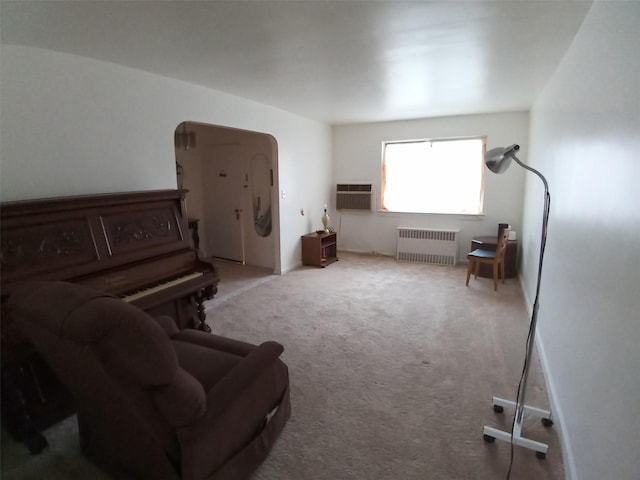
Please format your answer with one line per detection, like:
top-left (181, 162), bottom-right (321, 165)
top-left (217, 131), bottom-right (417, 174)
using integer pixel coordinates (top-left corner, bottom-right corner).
top-left (3, 195), bottom-right (187, 279)
top-left (1, 216), bottom-right (100, 284)
top-left (100, 204), bottom-right (185, 256)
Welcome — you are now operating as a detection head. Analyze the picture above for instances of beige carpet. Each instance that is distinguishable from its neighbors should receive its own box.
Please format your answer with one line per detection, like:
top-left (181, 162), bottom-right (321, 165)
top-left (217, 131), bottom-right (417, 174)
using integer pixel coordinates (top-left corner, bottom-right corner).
top-left (1, 252), bottom-right (564, 479)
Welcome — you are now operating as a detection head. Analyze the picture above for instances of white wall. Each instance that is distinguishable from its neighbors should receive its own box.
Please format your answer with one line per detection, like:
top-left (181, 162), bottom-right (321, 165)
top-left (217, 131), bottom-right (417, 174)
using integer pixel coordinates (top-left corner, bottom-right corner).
top-left (526, 3), bottom-right (640, 479)
top-left (0, 45), bottom-right (332, 273)
top-left (332, 112), bottom-right (529, 261)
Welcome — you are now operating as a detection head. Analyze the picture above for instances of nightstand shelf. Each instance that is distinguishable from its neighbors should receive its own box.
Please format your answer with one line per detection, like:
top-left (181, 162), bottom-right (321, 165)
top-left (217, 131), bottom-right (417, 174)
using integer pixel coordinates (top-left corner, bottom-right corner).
top-left (301, 232), bottom-right (338, 267)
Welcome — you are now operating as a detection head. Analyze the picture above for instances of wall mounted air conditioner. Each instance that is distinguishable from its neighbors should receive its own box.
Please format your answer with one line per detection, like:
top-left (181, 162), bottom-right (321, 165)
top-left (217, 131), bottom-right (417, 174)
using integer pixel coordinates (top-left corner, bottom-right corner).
top-left (336, 183), bottom-right (373, 211)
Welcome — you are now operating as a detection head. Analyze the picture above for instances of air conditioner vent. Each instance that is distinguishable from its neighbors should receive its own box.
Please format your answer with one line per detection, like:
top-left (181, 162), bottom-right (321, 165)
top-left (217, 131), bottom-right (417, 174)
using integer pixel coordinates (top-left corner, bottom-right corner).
top-left (336, 183), bottom-right (373, 211)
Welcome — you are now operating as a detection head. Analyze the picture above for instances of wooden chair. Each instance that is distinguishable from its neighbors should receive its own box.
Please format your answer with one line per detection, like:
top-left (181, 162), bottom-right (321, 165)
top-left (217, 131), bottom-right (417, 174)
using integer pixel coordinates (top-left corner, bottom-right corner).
top-left (466, 226), bottom-right (511, 291)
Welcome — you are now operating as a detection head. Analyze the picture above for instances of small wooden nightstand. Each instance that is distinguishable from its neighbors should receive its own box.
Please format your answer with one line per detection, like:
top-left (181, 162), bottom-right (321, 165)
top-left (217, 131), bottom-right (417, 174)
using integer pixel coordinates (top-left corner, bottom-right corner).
top-left (301, 232), bottom-right (338, 267)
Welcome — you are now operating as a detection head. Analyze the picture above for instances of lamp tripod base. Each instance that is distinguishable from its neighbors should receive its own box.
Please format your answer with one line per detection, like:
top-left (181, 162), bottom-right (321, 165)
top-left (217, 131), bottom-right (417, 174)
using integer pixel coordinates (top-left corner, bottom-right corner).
top-left (483, 396), bottom-right (553, 459)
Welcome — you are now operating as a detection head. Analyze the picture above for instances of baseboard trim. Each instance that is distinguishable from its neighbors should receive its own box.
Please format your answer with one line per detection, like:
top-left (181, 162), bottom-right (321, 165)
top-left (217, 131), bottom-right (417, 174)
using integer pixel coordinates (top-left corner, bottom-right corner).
top-left (518, 273), bottom-right (575, 480)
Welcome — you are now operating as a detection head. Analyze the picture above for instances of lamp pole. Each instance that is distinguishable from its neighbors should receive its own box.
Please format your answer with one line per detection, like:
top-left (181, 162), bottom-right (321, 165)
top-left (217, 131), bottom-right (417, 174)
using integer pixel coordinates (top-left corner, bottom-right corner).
top-left (482, 144), bottom-right (554, 459)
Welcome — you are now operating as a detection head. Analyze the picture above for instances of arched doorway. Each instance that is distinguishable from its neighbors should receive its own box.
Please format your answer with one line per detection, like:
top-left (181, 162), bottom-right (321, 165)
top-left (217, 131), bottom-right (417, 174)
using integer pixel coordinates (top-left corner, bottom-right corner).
top-left (174, 122), bottom-right (280, 274)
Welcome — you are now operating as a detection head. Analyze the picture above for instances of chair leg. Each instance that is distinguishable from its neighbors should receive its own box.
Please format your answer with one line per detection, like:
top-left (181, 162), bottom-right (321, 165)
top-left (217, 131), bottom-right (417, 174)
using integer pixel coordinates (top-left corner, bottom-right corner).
top-left (466, 261), bottom-right (473, 286)
top-left (493, 262), bottom-right (499, 291)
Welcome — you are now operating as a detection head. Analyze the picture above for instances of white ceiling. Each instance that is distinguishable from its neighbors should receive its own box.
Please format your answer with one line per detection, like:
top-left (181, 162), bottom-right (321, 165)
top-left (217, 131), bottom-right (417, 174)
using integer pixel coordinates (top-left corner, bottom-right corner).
top-left (1, 0), bottom-right (592, 125)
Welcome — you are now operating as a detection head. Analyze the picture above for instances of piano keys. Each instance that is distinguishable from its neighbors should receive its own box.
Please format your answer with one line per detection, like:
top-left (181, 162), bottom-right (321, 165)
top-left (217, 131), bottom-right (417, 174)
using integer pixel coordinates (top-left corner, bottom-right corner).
top-left (122, 271), bottom-right (205, 303)
top-left (0, 189), bottom-right (220, 452)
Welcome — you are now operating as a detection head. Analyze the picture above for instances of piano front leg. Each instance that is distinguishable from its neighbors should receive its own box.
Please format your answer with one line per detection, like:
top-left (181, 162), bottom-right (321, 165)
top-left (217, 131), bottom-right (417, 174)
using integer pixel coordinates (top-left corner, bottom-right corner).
top-left (194, 285), bottom-right (216, 333)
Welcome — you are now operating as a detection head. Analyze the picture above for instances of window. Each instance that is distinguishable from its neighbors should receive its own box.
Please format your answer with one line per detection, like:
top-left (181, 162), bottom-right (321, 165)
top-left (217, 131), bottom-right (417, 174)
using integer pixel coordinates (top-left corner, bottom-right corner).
top-left (381, 137), bottom-right (486, 215)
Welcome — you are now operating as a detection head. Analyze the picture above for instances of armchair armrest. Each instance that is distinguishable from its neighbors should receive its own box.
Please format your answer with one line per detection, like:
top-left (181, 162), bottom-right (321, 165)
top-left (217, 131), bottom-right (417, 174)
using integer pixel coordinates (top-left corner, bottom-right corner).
top-left (178, 340), bottom-right (284, 441)
top-left (177, 341), bottom-right (286, 480)
top-left (154, 315), bottom-right (180, 337)
top-left (171, 328), bottom-right (257, 357)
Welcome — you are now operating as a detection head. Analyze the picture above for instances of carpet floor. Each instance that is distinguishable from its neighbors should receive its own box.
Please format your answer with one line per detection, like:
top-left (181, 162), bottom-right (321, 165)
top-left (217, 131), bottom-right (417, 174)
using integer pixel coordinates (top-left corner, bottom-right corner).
top-left (1, 252), bottom-right (564, 479)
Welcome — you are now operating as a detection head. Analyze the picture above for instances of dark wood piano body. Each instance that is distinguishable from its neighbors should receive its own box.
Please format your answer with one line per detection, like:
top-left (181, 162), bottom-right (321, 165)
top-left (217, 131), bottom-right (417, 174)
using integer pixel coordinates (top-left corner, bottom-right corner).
top-left (0, 189), bottom-right (219, 452)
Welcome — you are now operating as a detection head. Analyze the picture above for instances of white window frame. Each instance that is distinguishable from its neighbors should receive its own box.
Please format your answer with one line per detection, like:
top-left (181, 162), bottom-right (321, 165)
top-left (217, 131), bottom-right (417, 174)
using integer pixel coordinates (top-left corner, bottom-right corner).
top-left (380, 136), bottom-right (486, 215)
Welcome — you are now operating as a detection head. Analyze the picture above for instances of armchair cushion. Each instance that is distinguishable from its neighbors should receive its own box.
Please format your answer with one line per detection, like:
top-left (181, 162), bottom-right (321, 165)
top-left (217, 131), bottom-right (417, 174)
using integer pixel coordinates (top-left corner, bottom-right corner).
top-left (171, 340), bottom-right (240, 391)
top-left (152, 368), bottom-right (206, 427)
top-left (172, 328), bottom-right (256, 357)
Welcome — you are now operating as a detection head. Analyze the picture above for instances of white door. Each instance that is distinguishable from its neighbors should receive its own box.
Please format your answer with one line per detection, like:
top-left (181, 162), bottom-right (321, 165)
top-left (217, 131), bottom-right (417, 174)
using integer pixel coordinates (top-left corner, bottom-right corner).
top-left (205, 147), bottom-right (246, 263)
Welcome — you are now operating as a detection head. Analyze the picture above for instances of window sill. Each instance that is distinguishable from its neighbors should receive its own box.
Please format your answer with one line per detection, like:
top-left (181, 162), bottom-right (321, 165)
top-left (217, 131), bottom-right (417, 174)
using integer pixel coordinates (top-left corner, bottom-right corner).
top-left (378, 210), bottom-right (485, 220)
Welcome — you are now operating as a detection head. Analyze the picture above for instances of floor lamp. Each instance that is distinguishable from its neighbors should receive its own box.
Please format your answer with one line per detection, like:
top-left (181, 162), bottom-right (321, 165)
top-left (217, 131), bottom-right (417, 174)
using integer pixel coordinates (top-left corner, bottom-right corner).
top-left (482, 144), bottom-right (554, 459)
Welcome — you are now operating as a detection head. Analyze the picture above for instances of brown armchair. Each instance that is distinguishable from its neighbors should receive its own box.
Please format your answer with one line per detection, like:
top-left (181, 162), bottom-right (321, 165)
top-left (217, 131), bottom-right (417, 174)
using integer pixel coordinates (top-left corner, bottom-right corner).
top-left (7, 281), bottom-right (291, 480)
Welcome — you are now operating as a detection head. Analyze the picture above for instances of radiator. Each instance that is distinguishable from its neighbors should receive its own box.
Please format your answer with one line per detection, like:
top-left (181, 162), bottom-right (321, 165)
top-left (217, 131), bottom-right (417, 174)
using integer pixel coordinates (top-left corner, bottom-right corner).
top-left (396, 227), bottom-right (459, 266)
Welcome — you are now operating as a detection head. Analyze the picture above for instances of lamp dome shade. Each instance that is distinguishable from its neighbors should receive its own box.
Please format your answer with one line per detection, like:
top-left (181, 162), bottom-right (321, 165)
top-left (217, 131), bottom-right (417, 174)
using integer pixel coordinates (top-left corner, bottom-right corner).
top-left (485, 144), bottom-right (520, 174)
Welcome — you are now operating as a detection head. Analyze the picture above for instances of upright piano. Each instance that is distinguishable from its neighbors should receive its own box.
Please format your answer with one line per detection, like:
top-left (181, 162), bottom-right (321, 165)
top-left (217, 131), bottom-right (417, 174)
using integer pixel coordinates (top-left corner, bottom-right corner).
top-left (0, 189), bottom-right (219, 452)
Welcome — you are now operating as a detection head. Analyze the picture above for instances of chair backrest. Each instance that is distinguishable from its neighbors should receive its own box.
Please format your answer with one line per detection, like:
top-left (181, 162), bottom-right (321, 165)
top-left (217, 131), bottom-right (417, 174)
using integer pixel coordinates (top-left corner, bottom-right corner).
top-left (7, 281), bottom-right (204, 479)
top-left (495, 226), bottom-right (511, 262)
